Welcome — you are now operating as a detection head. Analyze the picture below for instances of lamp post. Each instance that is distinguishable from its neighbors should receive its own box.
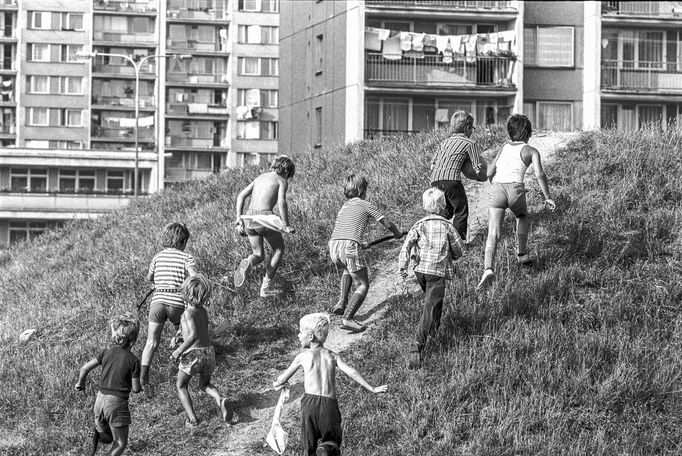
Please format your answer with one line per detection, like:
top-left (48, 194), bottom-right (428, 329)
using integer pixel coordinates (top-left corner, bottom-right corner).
top-left (78, 51), bottom-right (191, 196)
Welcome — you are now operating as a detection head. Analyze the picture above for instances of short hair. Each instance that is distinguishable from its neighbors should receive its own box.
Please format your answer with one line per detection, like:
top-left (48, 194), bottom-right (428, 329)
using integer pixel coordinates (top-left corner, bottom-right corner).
top-left (181, 273), bottom-right (213, 307)
top-left (270, 155), bottom-right (296, 179)
top-left (110, 312), bottom-right (139, 348)
top-left (343, 174), bottom-right (368, 199)
top-left (507, 114), bottom-right (532, 142)
top-left (422, 188), bottom-right (446, 214)
top-left (451, 110), bottom-right (475, 133)
top-left (162, 222), bottom-right (190, 249)
top-left (300, 313), bottom-right (330, 343)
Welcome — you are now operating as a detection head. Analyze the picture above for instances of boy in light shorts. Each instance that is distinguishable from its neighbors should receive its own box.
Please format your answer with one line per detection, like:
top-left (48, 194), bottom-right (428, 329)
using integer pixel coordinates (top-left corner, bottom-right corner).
top-left (477, 114), bottom-right (556, 290)
top-left (171, 274), bottom-right (233, 426)
top-left (328, 175), bottom-right (403, 332)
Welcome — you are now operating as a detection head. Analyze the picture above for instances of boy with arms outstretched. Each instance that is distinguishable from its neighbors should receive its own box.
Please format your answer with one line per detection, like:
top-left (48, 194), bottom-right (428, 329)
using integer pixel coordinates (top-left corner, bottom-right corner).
top-left (233, 155), bottom-right (296, 297)
top-left (171, 273), bottom-right (233, 426)
top-left (329, 175), bottom-right (403, 332)
top-left (399, 188), bottom-right (464, 369)
top-left (273, 313), bottom-right (388, 456)
top-left (75, 313), bottom-right (142, 456)
top-left (477, 114), bottom-right (556, 290)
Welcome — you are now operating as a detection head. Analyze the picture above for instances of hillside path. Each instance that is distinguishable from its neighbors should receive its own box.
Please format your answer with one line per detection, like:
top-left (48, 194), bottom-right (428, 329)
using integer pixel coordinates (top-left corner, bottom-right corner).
top-left (210, 132), bottom-right (576, 455)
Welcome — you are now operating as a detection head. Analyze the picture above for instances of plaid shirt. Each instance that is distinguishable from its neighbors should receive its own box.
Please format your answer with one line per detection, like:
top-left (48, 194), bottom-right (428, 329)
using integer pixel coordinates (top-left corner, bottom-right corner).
top-left (398, 215), bottom-right (463, 279)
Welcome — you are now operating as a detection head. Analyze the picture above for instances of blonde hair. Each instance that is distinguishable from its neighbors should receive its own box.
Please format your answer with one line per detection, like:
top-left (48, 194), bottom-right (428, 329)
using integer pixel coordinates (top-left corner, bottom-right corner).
top-left (450, 110), bottom-right (475, 133)
top-left (180, 273), bottom-right (213, 307)
top-left (270, 155), bottom-right (296, 179)
top-left (300, 313), bottom-right (330, 343)
top-left (343, 174), bottom-right (368, 199)
top-left (110, 312), bottom-right (140, 348)
top-left (422, 188), bottom-right (446, 214)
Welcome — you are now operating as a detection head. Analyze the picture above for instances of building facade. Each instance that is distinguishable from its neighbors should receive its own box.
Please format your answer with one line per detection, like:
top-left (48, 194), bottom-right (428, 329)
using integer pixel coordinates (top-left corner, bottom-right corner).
top-left (279, 0), bottom-right (682, 155)
top-left (0, 0), bottom-right (280, 247)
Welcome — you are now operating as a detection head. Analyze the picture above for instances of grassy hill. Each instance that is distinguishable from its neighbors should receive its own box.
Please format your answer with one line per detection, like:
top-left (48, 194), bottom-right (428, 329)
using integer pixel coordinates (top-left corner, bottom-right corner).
top-left (1, 126), bottom-right (681, 455)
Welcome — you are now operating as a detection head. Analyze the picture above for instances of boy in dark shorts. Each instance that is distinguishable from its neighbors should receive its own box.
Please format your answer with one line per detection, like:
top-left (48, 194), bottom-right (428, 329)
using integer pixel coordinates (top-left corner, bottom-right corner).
top-left (140, 222), bottom-right (197, 387)
top-left (233, 155), bottom-right (296, 297)
top-left (329, 174), bottom-right (402, 332)
top-left (273, 313), bottom-right (387, 456)
top-left (399, 188), bottom-right (464, 368)
top-left (75, 313), bottom-right (142, 456)
top-left (171, 274), bottom-right (233, 426)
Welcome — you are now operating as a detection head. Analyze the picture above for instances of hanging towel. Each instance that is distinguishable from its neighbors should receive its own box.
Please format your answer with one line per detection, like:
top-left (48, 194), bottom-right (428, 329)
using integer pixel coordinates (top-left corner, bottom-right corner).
top-left (365, 29), bottom-right (382, 51)
top-left (376, 28), bottom-right (390, 41)
top-left (411, 33), bottom-right (425, 51)
top-left (435, 35), bottom-right (450, 53)
top-left (400, 31), bottom-right (412, 51)
top-left (435, 108), bottom-right (450, 123)
top-left (499, 30), bottom-right (515, 43)
top-left (465, 35), bottom-right (478, 62)
top-left (266, 386), bottom-right (290, 455)
top-left (442, 38), bottom-right (453, 64)
top-left (451, 35), bottom-right (464, 56)
top-left (382, 32), bottom-right (402, 60)
top-left (423, 34), bottom-right (438, 54)
top-left (236, 105), bottom-right (252, 120)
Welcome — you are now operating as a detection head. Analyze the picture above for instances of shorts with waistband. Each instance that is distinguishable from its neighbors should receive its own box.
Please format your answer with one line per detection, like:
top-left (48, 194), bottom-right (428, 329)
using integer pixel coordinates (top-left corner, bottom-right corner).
top-left (244, 208), bottom-right (274, 235)
top-left (328, 239), bottom-right (367, 273)
top-left (489, 182), bottom-right (527, 217)
top-left (149, 301), bottom-right (184, 326)
top-left (301, 393), bottom-right (342, 455)
top-left (178, 346), bottom-right (216, 377)
top-left (94, 391), bottom-right (131, 429)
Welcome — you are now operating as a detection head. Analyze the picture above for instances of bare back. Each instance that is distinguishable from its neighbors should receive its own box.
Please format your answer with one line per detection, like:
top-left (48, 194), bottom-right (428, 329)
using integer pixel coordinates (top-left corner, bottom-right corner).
top-left (180, 306), bottom-right (212, 350)
top-left (249, 172), bottom-right (285, 212)
top-left (299, 347), bottom-right (338, 398)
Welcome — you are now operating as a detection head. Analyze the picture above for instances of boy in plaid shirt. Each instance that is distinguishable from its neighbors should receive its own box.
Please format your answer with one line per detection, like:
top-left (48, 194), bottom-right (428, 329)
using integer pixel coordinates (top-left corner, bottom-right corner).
top-left (399, 188), bottom-right (464, 368)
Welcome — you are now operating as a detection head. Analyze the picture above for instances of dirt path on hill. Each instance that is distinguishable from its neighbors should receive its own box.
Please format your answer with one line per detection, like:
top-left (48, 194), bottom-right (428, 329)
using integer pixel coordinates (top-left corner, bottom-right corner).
top-left (209, 132), bottom-right (577, 456)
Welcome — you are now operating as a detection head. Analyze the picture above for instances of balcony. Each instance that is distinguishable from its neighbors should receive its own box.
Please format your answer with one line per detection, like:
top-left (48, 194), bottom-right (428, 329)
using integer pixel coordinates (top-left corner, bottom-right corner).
top-left (167, 71), bottom-right (228, 85)
top-left (165, 135), bottom-right (226, 148)
top-left (366, 0), bottom-right (513, 9)
top-left (165, 168), bottom-right (216, 182)
top-left (167, 102), bottom-right (229, 116)
top-left (365, 53), bottom-right (515, 89)
top-left (93, 31), bottom-right (156, 45)
top-left (91, 126), bottom-right (155, 139)
top-left (94, 0), bottom-right (157, 14)
top-left (601, 60), bottom-right (682, 93)
top-left (167, 7), bottom-right (227, 21)
top-left (92, 63), bottom-right (156, 78)
top-left (0, 192), bottom-right (135, 215)
top-left (92, 95), bottom-right (156, 109)
top-left (602, 1), bottom-right (682, 17)
top-left (0, 0), bottom-right (17, 9)
top-left (167, 39), bottom-right (225, 53)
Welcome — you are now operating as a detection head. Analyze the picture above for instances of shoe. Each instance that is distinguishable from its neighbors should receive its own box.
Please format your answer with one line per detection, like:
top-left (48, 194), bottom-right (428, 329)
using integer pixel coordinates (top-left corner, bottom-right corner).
top-left (331, 301), bottom-right (345, 316)
top-left (220, 398), bottom-right (233, 423)
top-left (517, 253), bottom-right (532, 266)
top-left (233, 258), bottom-right (252, 288)
top-left (89, 428), bottom-right (99, 456)
top-left (316, 442), bottom-right (340, 456)
top-left (260, 281), bottom-right (282, 298)
top-left (408, 347), bottom-right (422, 369)
top-left (340, 319), bottom-right (367, 333)
top-left (476, 269), bottom-right (495, 291)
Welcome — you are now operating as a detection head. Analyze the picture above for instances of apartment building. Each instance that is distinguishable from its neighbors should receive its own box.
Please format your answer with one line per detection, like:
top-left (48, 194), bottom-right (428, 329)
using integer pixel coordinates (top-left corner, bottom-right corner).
top-left (0, 0), bottom-right (279, 247)
top-left (279, 1), bottom-right (682, 154)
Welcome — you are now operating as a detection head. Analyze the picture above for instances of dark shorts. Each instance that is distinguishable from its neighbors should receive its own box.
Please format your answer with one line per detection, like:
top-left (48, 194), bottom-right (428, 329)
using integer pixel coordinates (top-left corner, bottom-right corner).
top-left (94, 392), bottom-right (130, 429)
top-left (148, 302), bottom-right (184, 326)
top-left (301, 393), bottom-right (342, 455)
top-left (489, 182), bottom-right (527, 217)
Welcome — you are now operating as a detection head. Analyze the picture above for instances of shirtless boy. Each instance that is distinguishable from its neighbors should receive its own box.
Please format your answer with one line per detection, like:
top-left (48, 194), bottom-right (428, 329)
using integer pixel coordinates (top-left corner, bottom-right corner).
top-left (273, 313), bottom-right (387, 456)
top-left (232, 155), bottom-right (296, 297)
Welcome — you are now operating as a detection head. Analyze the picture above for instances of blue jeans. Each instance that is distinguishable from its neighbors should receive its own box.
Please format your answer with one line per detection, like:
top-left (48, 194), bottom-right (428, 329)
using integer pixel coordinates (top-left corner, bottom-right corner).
top-left (414, 272), bottom-right (446, 350)
top-left (431, 180), bottom-right (468, 240)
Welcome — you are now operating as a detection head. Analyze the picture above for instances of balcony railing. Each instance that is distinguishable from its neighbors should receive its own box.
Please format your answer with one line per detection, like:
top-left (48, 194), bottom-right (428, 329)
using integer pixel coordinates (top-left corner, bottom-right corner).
top-left (602, 1), bottom-right (682, 17)
top-left (167, 71), bottom-right (228, 84)
top-left (93, 63), bottom-right (155, 76)
top-left (167, 102), bottom-right (228, 115)
top-left (93, 31), bottom-right (156, 43)
top-left (364, 129), bottom-right (419, 139)
top-left (365, 53), bottom-right (515, 88)
top-left (0, 125), bottom-right (16, 134)
top-left (92, 95), bottom-right (156, 108)
top-left (165, 168), bottom-right (216, 181)
top-left (166, 135), bottom-right (225, 148)
top-left (601, 60), bottom-right (682, 92)
top-left (0, 192), bottom-right (137, 213)
top-left (92, 126), bottom-right (155, 139)
top-left (366, 1), bottom-right (514, 9)
top-left (167, 7), bottom-right (227, 20)
top-left (167, 40), bottom-right (225, 52)
top-left (94, 0), bottom-right (158, 13)
top-left (0, 0), bottom-right (17, 7)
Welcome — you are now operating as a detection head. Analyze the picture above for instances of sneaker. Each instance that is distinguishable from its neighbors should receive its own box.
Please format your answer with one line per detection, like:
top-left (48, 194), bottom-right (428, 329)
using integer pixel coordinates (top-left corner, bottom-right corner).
top-left (89, 428), bottom-right (99, 456)
top-left (260, 281), bottom-right (282, 298)
top-left (517, 253), bottom-right (532, 266)
top-left (220, 398), bottom-right (233, 423)
top-left (476, 269), bottom-right (495, 291)
top-left (316, 444), bottom-right (340, 456)
top-left (233, 258), bottom-right (252, 288)
top-left (331, 301), bottom-right (345, 316)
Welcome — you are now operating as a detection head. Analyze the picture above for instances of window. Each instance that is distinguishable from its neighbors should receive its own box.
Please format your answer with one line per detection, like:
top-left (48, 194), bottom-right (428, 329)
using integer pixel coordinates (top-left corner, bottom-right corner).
top-left (314, 107), bottom-right (322, 146)
top-left (237, 121), bottom-right (278, 139)
top-left (28, 108), bottom-right (48, 125)
top-left (106, 170), bottom-right (126, 193)
top-left (61, 13), bottom-right (83, 31)
top-left (58, 169), bottom-right (95, 193)
top-left (61, 44), bottom-right (83, 62)
top-left (10, 168), bottom-right (47, 192)
top-left (238, 25), bottom-right (259, 44)
top-left (262, 121), bottom-right (278, 139)
top-left (238, 57), bottom-right (260, 75)
top-left (239, 0), bottom-right (259, 11)
top-left (9, 221), bottom-right (47, 245)
top-left (64, 109), bottom-right (82, 126)
top-left (27, 75), bottom-right (49, 93)
top-left (262, 0), bottom-right (278, 12)
top-left (25, 140), bottom-right (49, 148)
top-left (237, 89), bottom-right (277, 107)
top-left (59, 76), bottom-right (83, 94)
top-left (537, 102), bottom-right (573, 131)
top-left (524, 26), bottom-right (574, 67)
top-left (315, 34), bottom-right (323, 74)
top-left (238, 0), bottom-right (278, 12)
top-left (28, 11), bottom-right (50, 29)
top-left (27, 108), bottom-right (83, 126)
top-left (261, 58), bottom-right (278, 76)
top-left (262, 26), bottom-right (278, 44)
top-left (27, 139), bottom-right (83, 149)
top-left (28, 43), bottom-right (50, 62)
top-left (262, 89), bottom-right (278, 108)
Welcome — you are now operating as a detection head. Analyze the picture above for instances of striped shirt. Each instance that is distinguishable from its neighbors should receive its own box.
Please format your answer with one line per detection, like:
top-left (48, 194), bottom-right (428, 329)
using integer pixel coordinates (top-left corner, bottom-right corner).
top-left (148, 248), bottom-right (196, 308)
top-left (429, 133), bottom-right (484, 183)
top-left (398, 215), bottom-right (463, 279)
top-left (330, 197), bottom-right (385, 243)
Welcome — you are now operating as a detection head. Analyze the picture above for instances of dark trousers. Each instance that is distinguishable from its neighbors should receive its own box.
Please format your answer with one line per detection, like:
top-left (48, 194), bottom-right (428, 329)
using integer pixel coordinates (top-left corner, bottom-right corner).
top-left (415, 272), bottom-right (446, 350)
top-left (432, 180), bottom-right (468, 240)
top-left (301, 394), bottom-right (343, 456)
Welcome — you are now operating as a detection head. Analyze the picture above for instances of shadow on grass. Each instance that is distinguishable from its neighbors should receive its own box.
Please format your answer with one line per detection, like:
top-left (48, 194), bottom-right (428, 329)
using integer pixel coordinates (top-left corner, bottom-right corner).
top-left (230, 381), bottom-right (306, 424)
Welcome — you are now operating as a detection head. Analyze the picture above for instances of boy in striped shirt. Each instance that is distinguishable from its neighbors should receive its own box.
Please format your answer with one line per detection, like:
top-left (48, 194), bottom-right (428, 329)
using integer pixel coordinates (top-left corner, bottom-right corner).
top-left (140, 222), bottom-right (197, 387)
top-left (399, 188), bottom-right (464, 368)
top-left (329, 175), bottom-right (402, 332)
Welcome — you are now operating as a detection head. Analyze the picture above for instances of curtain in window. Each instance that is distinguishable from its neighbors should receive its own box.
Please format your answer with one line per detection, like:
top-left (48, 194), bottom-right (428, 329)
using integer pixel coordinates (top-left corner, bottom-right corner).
top-left (382, 99), bottom-right (409, 132)
top-left (638, 32), bottom-right (663, 68)
top-left (638, 105), bottom-right (663, 128)
top-left (536, 27), bottom-right (573, 66)
top-left (538, 103), bottom-right (572, 131)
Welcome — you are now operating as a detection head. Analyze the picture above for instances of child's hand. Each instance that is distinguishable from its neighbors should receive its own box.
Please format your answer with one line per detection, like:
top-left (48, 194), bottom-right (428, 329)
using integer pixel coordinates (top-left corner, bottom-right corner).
top-left (544, 199), bottom-right (557, 212)
top-left (74, 382), bottom-right (84, 391)
top-left (170, 351), bottom-right (180, 361)
top-left (273, 380), bottom-right (288, 390)
top-left (399, 269), bottom-right (408, 280)
top-left (373, 384), bottom-right (388, 394)
top-left (284, 226), bottom-right (296, 234)
top-left (360, 242), bottom-right (369, 250)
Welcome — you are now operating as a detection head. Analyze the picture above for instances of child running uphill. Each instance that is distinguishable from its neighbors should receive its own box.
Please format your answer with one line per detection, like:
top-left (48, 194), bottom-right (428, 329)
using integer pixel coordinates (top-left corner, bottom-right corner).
top-left (329, 175), bottom-right (403, 332)
top-left (477, 114), bottom-right (556, 290)
top-left (140, 222), bottom-right (197, 388)
top-left (399, 188), bottom-right (464, 369)
top-left (233, 155), bottom-right (296, 298)
top-left (75, 313), bottom-right (142, 456)
top-left (171, 273), bottom-right (233, 426)
top-left (273, 313), bottom-right (388, 456)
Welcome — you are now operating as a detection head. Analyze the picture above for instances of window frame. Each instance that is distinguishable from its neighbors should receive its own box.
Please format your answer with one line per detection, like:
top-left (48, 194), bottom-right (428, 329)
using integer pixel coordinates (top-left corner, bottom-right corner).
top-left (526, 25), bottom-right (575, 68)
top-left (27, 75), bottom-right (50, 94)
top-left (28, 11), bottom-right (51, 30)
top-left (28, 107), bottom-right (49, 126)
top-left (29, 43), bottom-right (50, 62)
top-left (61, 12), bottom-right (84, 31)
top-left (535, 101), bottom-right (574, 131)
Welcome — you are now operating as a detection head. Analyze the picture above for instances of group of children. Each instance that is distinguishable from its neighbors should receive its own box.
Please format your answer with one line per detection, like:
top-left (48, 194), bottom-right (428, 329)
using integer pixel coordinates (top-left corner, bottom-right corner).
top-left (75, 113), bottom-right (555, 455)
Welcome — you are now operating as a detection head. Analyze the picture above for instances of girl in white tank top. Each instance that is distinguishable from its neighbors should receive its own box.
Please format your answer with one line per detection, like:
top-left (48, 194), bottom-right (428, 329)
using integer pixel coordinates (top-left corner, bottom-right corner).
top-left (491, 142), bottom-right (528, 184)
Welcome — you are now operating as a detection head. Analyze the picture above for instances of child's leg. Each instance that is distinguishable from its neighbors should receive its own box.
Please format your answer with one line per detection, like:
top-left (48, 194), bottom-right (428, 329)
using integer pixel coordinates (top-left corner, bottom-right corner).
top-left (197, 372), bottom-right (221, 407)
top-left (108, 425), bottom-right (129, 456)
top-left (332, 267), bottom-right (352, 314)
top-left (140, 321), bottom-right (165, 385)
top-left (246, 232), bottom-right (265, 266)
top-left (415, 274), bottom-right (445, 351)
top-left (176, 371), bottom-right (199, 423)
top-left (516, 215), bottom-right (529, 255)
top-left (483, 208), bottom-right (506, 271)
top-left (342, 267), bottom-right (369, 323)
top-left (301, 395), bottom-right (322, 456)
top-left (263, 229), bottom-right (285, 279)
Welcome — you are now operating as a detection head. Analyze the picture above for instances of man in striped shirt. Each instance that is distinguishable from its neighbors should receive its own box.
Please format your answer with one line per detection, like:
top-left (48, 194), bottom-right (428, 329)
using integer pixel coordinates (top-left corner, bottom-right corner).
top-left (430, 110), bottom-right (486, 240)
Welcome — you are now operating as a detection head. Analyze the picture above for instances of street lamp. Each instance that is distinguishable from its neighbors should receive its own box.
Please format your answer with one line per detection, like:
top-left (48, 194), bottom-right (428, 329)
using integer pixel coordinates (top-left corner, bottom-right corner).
top-left (78, 51), bottom-right (191, 197)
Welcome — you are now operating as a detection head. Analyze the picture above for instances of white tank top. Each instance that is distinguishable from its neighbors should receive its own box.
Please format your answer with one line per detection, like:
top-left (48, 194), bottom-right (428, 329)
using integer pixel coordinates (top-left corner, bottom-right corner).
top-left (492, 142), bottom-right (529, 184)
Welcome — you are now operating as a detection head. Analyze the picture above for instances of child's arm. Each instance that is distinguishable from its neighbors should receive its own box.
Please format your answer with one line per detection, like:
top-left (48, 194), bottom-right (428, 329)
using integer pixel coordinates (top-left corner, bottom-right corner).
top-left (273, 354), bottom-right (302, 388)
top-left (448, 228), bottom-right (464, 260)
top-left (529, 147), bottom-right (556, 211)
top-left (379, 218), bottom-right (403, 239)
top-left (336, 355), bottom-right (388, 394)
top-left (277, 178), bottom-right (294, 232)
top-left (398, 227), bottom-right (418, 278)
top-left (75, 358), bottom-right (100, 390)
top-left (487, 150), bottom-right (502, 183)
top-left (131, 376), bottom-right (142, 394)
top-left (171, 312), bottom-right (198, 360)
top-left (235, 181), bottom-right (256, 232)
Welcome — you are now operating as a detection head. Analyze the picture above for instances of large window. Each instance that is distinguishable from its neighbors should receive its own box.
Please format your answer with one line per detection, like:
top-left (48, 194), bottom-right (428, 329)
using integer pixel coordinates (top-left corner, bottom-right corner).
top-left (61, 12), bottom-right (83, 31)
top-left (237, 89), bottom-right (278, 108)
top-left (238, 25), bottom-right (279, 44)
top-left (28, 43), bottom-right (50, 62)
top-left (27, 108), bottom-right (83, 126)
top-left (524, 26), bottom-right (574, 67)
top-left (58, 169), bottom-right (95, 193)
top-left (10, 168), bottom-right (47, 192)
top-left (238, 0), bottom-right (278, 12)
top-left (536, 102), bottom-right (573, 131)
top-left (237, 121), bottom-right (278, 139)
top-left (60, 44), bottom-right (83, 62)
top-left (26, 139), bottom-right (83, 149)
top-left (28, 107), bottom-right (48, 125)
top-left (9, 221), bottom-right (48, 245)
top-left (106, 170), bottom-right (127, 193)
top-left (60, 76), bottom-right (83, 94)
top-left (27, 75), bottom-right (49, 93)
top-left (28, 11), bottom-right (50, 30)
top-left (237, 57), bottom-right (278, 76)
